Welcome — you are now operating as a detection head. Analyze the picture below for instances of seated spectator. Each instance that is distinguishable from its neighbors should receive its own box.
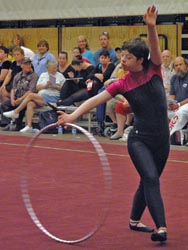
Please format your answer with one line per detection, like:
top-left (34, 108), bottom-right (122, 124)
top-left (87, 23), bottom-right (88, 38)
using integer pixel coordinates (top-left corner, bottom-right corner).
top-left (32, 39), bottom-right (56, 76)
top-left (168, 56), bottom-right (188, 136)
top-left (104, 62), bottom-right (133, 140)
top-left (0, 46), bottom-right (11, 90)
top-left (3, 60), bottom-right (65, 133)
top-left (57, 51), bottom-right (76, 79)
top-left (0, 47), bottom-right (24, 99)
top-left (161, 49), bottom-right (175, 95)
top-left (93, 31), bottom-right (117, 66)
top-left (87, 50), bottom-right (115, 97)
top-left (114, 47), bottom-right (122, 66)
top-left (0, 57), bottom-right (38, 131)
top-left (72, 46), bottom-right (90, 63)
top-left (12, 34), bottom-right (35, 60)
top-left (54, 55), bottom-right (95, 106)
top-left (77, 35), bottom-right (94, 64)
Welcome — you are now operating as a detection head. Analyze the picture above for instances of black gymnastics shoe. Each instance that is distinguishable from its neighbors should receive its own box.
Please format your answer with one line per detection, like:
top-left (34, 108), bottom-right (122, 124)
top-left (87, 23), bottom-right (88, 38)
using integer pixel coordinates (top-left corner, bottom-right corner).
top-left (129, 222), bottom-right (154, 233)
top-left (151, 231), bottom-right (167, 242)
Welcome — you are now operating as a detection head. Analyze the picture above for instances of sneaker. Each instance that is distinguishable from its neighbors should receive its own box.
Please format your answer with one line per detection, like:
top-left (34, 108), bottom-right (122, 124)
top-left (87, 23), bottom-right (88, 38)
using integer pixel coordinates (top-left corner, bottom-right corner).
top-left (20, 126), bottom-right (33, 133)
top-left (110, 132), bottom-right (123, 140)
top-left (3, 110), bottom-right (19, 119)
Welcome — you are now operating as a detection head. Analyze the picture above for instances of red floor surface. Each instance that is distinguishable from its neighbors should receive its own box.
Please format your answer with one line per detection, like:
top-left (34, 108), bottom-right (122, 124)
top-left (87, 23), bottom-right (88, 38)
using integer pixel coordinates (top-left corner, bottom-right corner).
top-left (0, 134), bottom-right (188, 250)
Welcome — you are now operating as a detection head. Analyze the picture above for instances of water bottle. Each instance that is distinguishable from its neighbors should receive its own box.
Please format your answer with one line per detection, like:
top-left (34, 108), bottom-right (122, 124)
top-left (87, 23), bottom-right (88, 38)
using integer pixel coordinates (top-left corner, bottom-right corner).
top-left (58, 125), bottom-right (63, 135)
top-left (9, 120), bottom-right (14, 131)
top-left (72, 127), bottom-right (77, 136)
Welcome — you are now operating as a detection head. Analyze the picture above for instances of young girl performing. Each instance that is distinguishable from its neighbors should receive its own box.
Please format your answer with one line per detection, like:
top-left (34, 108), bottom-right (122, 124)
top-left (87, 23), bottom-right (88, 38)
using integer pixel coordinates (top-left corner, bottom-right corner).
top-left (58, 5), bottom-right (169, 243)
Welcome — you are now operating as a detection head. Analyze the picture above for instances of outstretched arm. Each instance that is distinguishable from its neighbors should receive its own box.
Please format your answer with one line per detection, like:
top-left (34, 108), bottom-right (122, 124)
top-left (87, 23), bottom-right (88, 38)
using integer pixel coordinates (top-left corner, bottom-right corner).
top-left (144, 5), bottom-right (161, 65)
top-left (58, 90), bottom-right (112, 125)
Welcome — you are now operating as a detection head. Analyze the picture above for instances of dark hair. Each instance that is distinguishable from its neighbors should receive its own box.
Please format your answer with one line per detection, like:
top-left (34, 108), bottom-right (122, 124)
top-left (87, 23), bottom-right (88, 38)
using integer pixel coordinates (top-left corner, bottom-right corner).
top-left (122, 37), bottom-right (149, 67)
top-left (99, 50), bottom-right (110, 58)
top-left (72, 55), bottom-right (83, 65)
top-left (59, 50), bottom-right (68, 60)
top-left (115, 47), bottom-right (122, 52)
top-left (73, 46), bottom-right (81, 54)
top-left (0, 45), bottom-right (9, 55)
top-left (37, 40), bottom-right (49, 51)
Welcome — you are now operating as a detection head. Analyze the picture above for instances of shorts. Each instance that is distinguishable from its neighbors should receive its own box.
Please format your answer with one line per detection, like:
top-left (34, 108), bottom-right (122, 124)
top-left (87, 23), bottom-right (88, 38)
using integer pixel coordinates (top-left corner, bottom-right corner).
top-left (40, 93), bottom-right (59, 104)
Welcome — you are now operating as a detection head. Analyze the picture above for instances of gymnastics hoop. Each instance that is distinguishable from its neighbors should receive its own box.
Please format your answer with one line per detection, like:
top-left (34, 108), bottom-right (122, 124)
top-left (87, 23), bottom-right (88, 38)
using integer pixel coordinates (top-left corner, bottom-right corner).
top-left (21, 122), bottom-right (112, 244)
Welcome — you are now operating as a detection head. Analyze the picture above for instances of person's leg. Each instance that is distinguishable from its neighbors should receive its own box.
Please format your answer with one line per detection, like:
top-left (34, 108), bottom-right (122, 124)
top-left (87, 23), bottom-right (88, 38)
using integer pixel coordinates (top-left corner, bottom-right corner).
top-left (110, 102), bottom-right (131, 140)
top-left (169, 104), bottom-right (188, 136)
top-left (60, 80), bottom-right (79, 100)
top-left (3, 93), bottom-right (45, 119)
top-left (15, 107), bottom-right (26, 130)
top-left (128, 135), bottom-right (169, 231)
top-left (106, 100), bottom-right (116, 123)
top-left (25, 101), bottom-right (37, 128)
top-left (0, 99), bottom-right (13, 126)
top-left (110, 113), bottom-right (126, 140)
top-left (16, 93), bottom-right (45, 113)
top-left (58, 89), bottom-right (89, 106)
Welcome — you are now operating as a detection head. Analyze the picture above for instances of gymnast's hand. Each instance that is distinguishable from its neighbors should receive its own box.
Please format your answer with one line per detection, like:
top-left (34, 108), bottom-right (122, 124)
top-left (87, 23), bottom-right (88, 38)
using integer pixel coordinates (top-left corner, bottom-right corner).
top-left (143, 5), bottom-right (158, 27)
top-left (57, 111), bottom-right (75, 125)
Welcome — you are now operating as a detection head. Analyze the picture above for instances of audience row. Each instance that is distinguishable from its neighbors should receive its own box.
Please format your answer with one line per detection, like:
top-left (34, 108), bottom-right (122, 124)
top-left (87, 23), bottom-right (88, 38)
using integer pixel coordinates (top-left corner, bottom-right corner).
top-left (0, 32), bottom-right (188, 144)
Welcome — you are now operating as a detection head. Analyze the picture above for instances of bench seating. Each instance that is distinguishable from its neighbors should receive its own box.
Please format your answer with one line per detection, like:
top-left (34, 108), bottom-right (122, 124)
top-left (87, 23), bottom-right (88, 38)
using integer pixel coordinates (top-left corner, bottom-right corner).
top-left (33, 105), bottom-right (97, 132)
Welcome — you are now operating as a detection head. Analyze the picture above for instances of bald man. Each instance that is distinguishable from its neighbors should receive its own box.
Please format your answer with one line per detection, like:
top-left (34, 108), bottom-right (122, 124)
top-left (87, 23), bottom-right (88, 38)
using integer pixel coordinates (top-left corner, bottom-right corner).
top-left (161, 50), bottom-right (175, 94)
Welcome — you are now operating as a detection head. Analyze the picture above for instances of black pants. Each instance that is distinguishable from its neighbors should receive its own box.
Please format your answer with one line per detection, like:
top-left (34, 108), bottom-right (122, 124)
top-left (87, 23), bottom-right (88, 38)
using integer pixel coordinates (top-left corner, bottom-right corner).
top-left (0, 99), bottom-right (26, 129)
top-left (58, 79), bottom-right (103, 106)
top-left (128, 129), bottom-right (170, 228)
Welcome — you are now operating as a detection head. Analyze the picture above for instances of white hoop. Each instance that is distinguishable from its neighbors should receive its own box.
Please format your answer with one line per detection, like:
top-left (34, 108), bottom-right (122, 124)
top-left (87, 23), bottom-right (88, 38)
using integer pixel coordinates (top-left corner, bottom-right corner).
top-left (21, 122), bottom-right (112, 244)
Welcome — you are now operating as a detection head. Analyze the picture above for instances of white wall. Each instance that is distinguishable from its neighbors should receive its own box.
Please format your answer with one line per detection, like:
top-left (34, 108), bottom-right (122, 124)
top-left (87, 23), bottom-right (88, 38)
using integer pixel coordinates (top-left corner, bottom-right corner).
top-left (0, 0), bottom-right (187, 21)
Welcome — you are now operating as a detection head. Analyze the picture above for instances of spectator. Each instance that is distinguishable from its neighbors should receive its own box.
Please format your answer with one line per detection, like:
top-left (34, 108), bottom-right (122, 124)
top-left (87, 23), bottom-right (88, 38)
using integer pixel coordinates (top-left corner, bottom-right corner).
top-left (12, 34), bottom-right (35, 60)
top-left (0, 46), bottom-right (11, 87)
top-left (168, 56), bottom-right (188, 136)
top-left (114, 47), bottom-right (122, 66)
top-left (0, 47), bottom-right (24, 99)
top-left (161, 49), bottom-right (175, 95)
top-left (77, 35), bottom-right (94, 64)
top-left (0, 57), bottom-right (38, 131)
top-left (57, 51), bottom-right (76, 79)
top-left (32, 39), bottom-right (56, 76)
top-left (104, 62), bottom-right (133, 140)
top-left (54, 55), bottom-right (95, 106)
top-left (3, 60), bottom-right (65, 133)
top-left (72, 46), bottom-right (90, 63)
top-left (93, 31), bottom-right (117, 66)
top-left (87, 50), bottom-right (115, 97)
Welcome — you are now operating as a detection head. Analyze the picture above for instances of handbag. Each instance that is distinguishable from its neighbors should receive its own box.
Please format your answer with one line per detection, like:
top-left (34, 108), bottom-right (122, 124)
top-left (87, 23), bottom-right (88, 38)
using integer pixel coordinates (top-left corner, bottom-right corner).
top-left (39, 110), bottom-right (58, 133)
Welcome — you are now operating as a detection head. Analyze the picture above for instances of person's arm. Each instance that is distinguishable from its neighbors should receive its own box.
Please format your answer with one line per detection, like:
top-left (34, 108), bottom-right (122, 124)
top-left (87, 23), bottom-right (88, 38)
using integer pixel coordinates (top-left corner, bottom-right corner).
top-left (143, 5), bottom-right (162, 65)
top-left (1, 69), bottom-right (12, 88)
top-left (0, 68), bottom-right (9, 82)
top-left (58, 90), bottom-right (112, 124)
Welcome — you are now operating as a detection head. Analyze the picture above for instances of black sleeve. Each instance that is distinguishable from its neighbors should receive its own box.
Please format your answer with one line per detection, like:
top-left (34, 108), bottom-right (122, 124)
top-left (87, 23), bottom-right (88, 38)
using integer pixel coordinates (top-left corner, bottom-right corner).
top-left (1, 60), bottom-right (11, 70)
top-left (103, 63), bottom-right (115, 82)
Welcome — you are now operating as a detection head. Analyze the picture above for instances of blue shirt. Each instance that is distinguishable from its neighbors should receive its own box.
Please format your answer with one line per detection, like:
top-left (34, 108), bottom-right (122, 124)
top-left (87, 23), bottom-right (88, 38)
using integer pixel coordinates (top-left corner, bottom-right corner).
top-left (82, 50), bottom-right (94, 65)
top-left (32, 52), bottom-right (56, 76)
top-left (170, 72), bottom-right (188, 102)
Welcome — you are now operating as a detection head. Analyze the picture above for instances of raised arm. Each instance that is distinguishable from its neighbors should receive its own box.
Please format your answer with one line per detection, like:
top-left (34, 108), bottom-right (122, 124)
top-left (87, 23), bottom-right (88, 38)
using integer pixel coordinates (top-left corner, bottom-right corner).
top-left (143, 5), bottom-right (162, 65)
